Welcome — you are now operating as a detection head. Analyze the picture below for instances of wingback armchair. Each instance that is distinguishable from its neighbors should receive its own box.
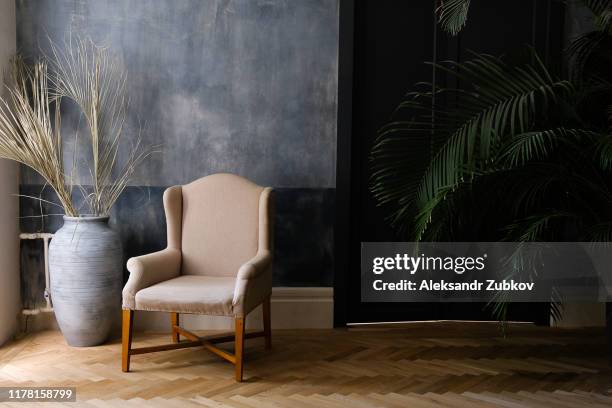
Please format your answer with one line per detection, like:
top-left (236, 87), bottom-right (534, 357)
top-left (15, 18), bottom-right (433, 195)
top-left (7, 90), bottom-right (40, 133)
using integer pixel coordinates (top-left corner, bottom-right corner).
top-left (121, 173), bottom-right (273, 382)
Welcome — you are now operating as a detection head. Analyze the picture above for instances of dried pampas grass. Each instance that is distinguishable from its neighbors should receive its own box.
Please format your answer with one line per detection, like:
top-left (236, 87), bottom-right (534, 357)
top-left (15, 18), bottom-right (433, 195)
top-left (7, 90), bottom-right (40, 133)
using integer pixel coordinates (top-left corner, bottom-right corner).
top-left (0, 37), bottom-right (156, 217)
top-left (0, 57), bottom-right (78, 216)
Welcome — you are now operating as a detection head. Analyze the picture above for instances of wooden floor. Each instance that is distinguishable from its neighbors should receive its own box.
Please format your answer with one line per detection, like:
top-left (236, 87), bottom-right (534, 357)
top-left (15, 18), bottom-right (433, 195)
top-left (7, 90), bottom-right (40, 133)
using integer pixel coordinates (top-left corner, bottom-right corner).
top-left (0, 322), bottom-right (611, 407)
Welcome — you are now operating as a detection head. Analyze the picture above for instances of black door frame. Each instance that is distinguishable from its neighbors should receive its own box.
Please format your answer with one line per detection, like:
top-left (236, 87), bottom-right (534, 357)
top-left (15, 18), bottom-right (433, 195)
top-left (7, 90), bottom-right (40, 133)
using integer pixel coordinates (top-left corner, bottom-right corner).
top-left (334, 0), bottom-right (451, 326)
top-left (333, 0), bottom-right (354, 327)
top-left (334, 0), bottom-right (444, 327)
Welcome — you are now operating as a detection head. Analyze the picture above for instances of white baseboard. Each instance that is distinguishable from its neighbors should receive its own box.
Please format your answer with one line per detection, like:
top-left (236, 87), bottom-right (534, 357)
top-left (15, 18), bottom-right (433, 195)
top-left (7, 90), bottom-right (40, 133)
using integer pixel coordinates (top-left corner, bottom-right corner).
top-left (551, 302), bottom-right (606, 328)
top-left (134, 286), bottom-right (334, 332)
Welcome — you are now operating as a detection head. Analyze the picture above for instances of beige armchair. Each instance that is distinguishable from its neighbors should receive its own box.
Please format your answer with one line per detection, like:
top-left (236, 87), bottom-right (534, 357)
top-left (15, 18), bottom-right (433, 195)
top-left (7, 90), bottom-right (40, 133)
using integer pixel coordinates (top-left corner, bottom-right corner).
top-left (121, 173), bottom-right (273, 382)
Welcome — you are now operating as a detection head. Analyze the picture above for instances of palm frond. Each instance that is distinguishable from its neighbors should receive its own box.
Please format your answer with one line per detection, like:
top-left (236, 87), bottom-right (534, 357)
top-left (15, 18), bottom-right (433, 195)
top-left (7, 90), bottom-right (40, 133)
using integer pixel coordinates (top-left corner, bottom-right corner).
top-left (371, 52), bottom-right (574, 240)
top-left (436, 0), bottom-right (471, 36)
top-left (568, 1), bottom-right (612, 83)
top-left (503, 212), bottom-right (577, 242)
top-left (420, 55), bottom-right (572, 198)
top-left (582, 221), bottom-right (612, 240)
top-left (496, 130), bottom-right (559, 167)
top-left (594, 133), bottom-right (612, 169)
top-left (580, 0), bottom-right (612, 17)
top-left (567, 30), bottom-right (608, 83)
top-left (496, 128), bottom-right (600, 167)
top-left (481, 166), bottom-right (560, 220)
top-left (550, 299), bottom-right (565, 324)
top-left (596, 8), bottom-right (612, 31)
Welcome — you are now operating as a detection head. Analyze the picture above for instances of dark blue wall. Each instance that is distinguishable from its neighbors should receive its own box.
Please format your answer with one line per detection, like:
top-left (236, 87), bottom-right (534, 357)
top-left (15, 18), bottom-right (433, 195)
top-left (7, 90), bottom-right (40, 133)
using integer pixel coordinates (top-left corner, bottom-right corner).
top-left (17, 0), bottom-right (339, 187)
top-left (16, 0), bottom-right (339, 308)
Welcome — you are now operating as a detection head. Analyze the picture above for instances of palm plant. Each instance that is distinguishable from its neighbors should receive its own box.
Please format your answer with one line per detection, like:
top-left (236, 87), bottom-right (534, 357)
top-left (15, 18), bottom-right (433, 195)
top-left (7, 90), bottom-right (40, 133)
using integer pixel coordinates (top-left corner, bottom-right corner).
top-left (370, 1), bottom-right (612, 318)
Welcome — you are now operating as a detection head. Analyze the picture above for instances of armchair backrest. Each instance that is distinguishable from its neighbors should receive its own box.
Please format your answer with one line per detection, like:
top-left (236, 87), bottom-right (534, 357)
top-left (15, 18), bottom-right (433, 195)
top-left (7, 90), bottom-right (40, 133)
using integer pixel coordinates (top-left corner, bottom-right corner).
top-left (162, 173), bottom-right (273, 277)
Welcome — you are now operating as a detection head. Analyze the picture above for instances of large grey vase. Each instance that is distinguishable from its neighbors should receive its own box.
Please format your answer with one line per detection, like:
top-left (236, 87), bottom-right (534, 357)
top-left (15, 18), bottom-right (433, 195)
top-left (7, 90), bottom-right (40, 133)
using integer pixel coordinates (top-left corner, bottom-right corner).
top-left (49, 216), bottom-right (123, 347)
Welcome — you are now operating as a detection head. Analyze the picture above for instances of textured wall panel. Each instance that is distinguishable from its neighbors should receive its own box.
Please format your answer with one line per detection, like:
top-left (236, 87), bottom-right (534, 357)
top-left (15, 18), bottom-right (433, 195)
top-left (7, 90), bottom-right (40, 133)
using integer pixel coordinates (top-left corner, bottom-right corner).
top-left (16, 0), bottom-right (339, 188)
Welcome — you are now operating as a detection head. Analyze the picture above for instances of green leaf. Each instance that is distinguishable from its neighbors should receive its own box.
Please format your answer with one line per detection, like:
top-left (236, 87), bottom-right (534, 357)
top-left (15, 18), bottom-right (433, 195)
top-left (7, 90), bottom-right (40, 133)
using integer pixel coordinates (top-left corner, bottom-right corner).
top-left (436, 0), bottom-right (471, 36)
top-left (370, 52), bottom-right (575, 240)
top-left (580, 0), bottom-right (612, 17)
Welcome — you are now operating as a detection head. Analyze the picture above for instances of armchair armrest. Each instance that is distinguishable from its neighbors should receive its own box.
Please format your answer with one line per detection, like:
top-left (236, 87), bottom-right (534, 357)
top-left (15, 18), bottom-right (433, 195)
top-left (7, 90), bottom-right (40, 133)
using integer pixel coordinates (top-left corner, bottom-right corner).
top-left (232, 251), bottom-right (273, 313)
top-left (236, 250), bottom-right (272, 280)
top-left (122, 248), bottom-right (181, 309)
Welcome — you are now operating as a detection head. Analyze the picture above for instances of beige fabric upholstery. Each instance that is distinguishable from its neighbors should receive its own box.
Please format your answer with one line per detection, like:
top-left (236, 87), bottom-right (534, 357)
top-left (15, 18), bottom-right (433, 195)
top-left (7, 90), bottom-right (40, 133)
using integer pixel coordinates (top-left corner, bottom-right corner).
top-left (181, 175), bottom-right (262, 277)
top-left (122, 173), bottom-right (274, 317)
top-left (122, 248), bottom-right (181, 310)
top-left (135, 275), bottom-right (236, 315)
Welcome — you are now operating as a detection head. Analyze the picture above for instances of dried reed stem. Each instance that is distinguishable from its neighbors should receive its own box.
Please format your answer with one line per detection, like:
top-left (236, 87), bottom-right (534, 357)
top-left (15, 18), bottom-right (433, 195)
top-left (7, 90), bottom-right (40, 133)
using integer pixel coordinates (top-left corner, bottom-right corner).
top-left (48, 36), bottom-right (156, 216)
top-left (0, 36), bottom-right (156, 218)
top-left (0, 58), bottom-right (77, 216)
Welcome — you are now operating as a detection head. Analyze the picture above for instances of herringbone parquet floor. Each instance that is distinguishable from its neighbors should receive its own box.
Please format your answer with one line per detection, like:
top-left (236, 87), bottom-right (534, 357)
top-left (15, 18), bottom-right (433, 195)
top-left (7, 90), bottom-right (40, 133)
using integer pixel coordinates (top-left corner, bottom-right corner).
top-left (0, 322), bottom-right (611, 407)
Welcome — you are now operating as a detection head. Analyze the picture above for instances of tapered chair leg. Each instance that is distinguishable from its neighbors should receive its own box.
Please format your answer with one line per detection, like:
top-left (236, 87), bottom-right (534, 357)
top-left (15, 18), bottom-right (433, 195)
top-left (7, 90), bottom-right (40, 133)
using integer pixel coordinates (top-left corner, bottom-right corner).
top-left (235, 317), bottom-right (245, 382)
top-left (121, 309), bottom-right (134, 372)
top-left (263, 296), bottom-right (272, 350)
top-left (171, 312), bottom-right (180, 343)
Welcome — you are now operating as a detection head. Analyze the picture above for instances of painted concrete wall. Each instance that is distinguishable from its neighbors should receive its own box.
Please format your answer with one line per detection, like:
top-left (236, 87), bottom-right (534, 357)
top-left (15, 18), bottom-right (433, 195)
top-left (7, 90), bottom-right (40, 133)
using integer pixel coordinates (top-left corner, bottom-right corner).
top-left (16, 0), bottom-right (339, 310)
top-left (17, 0), bottom-right (338, 188)
top-left (0, 0), bottom-right (20, 346)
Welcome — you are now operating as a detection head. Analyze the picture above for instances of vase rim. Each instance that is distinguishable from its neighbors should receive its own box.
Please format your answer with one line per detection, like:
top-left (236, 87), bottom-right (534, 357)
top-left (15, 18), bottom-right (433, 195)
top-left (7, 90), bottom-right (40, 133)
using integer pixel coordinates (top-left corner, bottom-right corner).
top-left (63, 215), bottom-right (110, 222)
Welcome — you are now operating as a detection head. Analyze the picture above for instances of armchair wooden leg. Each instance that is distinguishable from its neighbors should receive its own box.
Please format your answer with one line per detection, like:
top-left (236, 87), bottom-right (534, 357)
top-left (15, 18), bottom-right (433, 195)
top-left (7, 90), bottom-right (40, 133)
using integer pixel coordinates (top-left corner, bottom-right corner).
top-left (235, 317), bottom-right (245, 382)
top-left (263, 296), bottom-right (272, 350)
top-left (171, 312), bottom-right (180, 343)
top-left (121, 309), bottom-right (134, 372)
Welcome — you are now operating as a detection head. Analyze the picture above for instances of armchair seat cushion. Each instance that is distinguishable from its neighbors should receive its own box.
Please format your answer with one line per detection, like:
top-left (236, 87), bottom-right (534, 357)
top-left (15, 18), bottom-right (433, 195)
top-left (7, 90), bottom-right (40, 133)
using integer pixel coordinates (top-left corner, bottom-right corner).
top-left (134, 275), bottom-right (236, 316)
